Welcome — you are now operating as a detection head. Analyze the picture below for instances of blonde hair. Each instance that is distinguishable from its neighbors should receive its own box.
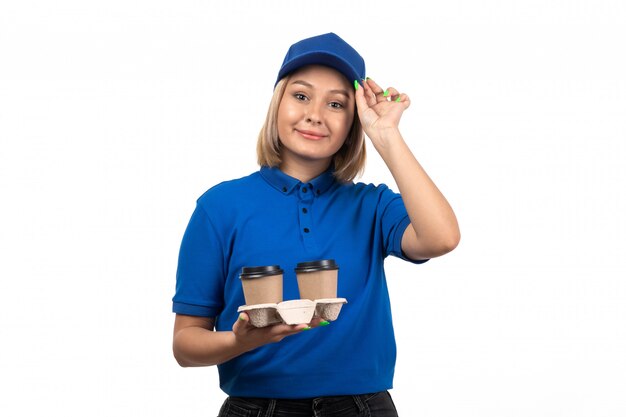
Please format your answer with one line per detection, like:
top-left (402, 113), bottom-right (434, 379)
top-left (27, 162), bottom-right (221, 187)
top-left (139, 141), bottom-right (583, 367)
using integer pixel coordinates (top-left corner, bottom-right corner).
top-left (256, 77), bottom-right (366, 183)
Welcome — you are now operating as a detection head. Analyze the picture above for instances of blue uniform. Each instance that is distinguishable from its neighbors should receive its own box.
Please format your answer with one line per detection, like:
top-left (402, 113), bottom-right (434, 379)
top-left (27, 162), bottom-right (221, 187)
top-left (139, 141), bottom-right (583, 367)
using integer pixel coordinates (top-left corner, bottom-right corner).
top-left (173, 166), bottom-right (427, 398)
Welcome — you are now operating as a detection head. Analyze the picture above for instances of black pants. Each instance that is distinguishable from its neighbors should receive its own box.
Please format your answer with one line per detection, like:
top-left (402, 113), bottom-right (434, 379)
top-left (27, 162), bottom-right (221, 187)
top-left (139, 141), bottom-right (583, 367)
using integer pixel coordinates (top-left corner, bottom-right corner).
top-left (217, 390), bottom-right (399, 417)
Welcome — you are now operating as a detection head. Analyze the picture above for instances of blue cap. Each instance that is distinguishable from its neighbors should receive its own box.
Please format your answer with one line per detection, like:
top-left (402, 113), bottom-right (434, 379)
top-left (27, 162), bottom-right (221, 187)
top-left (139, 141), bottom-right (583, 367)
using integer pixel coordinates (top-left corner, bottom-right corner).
top-left (275, 32), bottom-right (365, 87)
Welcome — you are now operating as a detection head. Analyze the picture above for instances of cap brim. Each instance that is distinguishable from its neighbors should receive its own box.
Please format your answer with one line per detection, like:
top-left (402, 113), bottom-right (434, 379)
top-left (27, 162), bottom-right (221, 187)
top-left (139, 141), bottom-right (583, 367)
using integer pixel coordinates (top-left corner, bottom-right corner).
top-left (275, 52), bottom-right (361, 87)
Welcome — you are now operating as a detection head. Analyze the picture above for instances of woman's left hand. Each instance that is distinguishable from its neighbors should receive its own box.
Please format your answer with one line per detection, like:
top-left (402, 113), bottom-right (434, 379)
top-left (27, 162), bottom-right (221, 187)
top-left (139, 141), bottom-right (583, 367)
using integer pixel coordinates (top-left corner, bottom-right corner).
top-left (354, 78), bottom-right (410, 144)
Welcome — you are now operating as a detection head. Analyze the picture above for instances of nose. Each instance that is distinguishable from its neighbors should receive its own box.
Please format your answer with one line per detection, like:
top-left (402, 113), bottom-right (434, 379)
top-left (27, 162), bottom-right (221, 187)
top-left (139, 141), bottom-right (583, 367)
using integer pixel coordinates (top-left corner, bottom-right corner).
top-left (305, 103), bottom-right (322, 125)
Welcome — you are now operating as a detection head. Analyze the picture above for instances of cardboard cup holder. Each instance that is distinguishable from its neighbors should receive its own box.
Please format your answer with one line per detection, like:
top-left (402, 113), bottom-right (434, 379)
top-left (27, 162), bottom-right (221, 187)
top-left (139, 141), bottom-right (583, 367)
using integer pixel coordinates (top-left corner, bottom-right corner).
top-left (237, 298), bottom-right (347, 327)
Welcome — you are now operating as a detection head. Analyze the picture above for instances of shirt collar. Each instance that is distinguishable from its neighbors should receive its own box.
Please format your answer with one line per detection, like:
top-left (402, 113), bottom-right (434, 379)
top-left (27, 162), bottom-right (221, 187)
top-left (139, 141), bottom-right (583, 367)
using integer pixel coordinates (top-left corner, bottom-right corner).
top-left (260, 166), bottom-right (336, 196)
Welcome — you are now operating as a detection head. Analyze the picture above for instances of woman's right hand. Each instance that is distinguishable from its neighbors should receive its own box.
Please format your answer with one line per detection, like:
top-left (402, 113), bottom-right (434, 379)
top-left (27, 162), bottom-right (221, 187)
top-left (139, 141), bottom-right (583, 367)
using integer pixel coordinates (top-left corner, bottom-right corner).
top-left (173, 313), bottom-right (326, 367)
top-left (232, 313), bottom-right (323, 351)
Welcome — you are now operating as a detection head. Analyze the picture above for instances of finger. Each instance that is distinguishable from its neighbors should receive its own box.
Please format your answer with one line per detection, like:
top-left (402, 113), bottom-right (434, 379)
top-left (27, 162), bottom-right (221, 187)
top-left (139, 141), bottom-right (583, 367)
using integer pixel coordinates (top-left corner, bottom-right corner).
top-left (263, 323), bottom-right (310, 342)
top-left (361, 79), bottom-right (378, 107)
top-left (363, 78), bottom-right (384, 107)
top-left (268, 321), bottom-right (309, 333)
top-left (354, 80), bottom-right (370, 117)
top-left (365, 77), bottom-right (385, 96)
top-left (386, 88), bottom-right (410, 107)
top-left (386, 87), bottom-right (400, 101)
top-left (394, 93), bottom-right (411, 108)
top-left (308, 317), bottom-right (331, 328)
top-left (309, 317), bottom-right (323, 327)
top-left (232, 312), bottom-right (250, 333)
top-left (367, 78), bottom-right (397, 104)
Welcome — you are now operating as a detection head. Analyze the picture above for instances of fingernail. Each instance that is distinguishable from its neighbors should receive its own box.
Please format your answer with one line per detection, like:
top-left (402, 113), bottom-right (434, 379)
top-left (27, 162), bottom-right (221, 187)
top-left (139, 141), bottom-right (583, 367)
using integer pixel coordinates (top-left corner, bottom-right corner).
top-left (319, 321), bottom-right (330, 326)
top-left (383, 89), bottom-right (390, 97)
top-left (238, 314), bottom-right (246, 321)
top-left (365, 77), bottom-right (371, 81)
top-left (301, 326), bottom-right (312, 331)
top-left (354, 80), bottom-right (359, 90)
top-left (395, 96), bottom-right (402, 102)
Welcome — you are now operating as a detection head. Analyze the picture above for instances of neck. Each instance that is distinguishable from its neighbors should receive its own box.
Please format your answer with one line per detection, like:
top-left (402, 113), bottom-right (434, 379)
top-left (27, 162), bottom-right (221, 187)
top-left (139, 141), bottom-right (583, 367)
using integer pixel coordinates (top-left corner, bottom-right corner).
top-left (279, 157), bottom-right (331, 183)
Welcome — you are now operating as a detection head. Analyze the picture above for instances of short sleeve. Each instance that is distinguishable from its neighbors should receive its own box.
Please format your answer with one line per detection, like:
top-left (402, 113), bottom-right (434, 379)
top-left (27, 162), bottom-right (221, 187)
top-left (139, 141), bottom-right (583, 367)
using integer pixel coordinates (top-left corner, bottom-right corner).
top-left (172, 203), bottom-right (226, 317)
top-left (378, 185), bottom-right (429, 264)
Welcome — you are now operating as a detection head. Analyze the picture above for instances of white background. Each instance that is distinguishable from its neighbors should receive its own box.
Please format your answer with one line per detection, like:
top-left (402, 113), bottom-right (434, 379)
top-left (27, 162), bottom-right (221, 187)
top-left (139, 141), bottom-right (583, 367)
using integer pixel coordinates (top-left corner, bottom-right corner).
top-left (1, 1), bottom-right (625, 416)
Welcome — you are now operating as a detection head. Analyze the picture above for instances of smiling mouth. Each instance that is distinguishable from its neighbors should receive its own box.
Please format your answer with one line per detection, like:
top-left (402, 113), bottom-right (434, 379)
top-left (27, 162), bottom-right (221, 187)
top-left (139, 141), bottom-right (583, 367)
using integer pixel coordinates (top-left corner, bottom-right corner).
top-left (296, 129), bottom-right (327, 140)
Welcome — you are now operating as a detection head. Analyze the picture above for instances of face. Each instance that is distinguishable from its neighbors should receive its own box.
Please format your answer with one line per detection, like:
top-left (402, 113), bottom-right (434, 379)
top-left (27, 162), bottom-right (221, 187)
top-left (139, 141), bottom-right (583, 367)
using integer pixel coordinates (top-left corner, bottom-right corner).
top-left (277, 65), bottom-right (355, 171)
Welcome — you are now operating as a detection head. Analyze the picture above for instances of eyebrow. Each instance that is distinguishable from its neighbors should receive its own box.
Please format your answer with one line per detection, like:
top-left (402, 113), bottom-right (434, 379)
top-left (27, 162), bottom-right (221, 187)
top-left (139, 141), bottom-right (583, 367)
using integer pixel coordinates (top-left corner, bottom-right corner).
top-left (290, 80), bottom-right (351, 98)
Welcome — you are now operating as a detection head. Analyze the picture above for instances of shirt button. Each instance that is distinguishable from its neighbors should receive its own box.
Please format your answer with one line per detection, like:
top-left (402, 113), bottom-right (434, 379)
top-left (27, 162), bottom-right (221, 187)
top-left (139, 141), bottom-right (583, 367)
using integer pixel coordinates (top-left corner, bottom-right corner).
top-left (282, 186), bottom-right (287, 192)
top-left (303, 228), bottom-right (310, 233)
top-left (302, 208), bottom-right (308, 214)
top-left (302, 187), bottom-right (308, 193)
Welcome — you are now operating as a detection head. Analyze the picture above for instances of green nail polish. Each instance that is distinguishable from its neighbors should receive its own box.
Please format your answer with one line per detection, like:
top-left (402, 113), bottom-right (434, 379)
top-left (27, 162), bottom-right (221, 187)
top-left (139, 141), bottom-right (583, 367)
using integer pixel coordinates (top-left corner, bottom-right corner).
top-left (354, 80), bottom-right (359, 90)
top-left (239, 315), bottom-right (245, 321)
top-left (383, 90), bottom-right (389, 97)
top-left (366, 77), bottom-right (371, 81)
top-left (319, 321), bottom-right (330, 326)
top-left (395, 96), bottom-right (402, 102)
top-left (302, 326), bottom-right (312, 331)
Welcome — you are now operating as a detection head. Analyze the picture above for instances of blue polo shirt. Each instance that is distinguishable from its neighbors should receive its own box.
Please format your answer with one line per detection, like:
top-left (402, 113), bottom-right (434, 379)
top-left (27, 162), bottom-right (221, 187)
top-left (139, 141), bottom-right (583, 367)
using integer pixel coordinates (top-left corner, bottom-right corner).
top-left (173, 166), bottom-right (427, 398)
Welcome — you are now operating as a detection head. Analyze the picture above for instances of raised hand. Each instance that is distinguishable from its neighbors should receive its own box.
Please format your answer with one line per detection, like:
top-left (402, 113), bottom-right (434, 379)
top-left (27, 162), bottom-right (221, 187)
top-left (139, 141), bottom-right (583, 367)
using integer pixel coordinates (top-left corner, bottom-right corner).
top-left (354, 78), bottom-right (410, 145)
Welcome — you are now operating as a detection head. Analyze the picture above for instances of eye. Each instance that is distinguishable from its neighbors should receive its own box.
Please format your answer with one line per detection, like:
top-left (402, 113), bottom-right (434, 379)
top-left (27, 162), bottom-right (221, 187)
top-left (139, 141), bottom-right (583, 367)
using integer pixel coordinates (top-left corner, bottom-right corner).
top-left (294, 93), bottom-right (308, 101)
top-left (329, 101), bottom-right (344, 109)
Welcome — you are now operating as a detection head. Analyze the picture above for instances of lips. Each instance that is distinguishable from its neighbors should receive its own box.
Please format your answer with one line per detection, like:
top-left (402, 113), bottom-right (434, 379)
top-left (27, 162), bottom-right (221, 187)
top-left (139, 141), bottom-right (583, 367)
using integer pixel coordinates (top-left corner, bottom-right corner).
top-left (296, 129), bottom-right (327, 140)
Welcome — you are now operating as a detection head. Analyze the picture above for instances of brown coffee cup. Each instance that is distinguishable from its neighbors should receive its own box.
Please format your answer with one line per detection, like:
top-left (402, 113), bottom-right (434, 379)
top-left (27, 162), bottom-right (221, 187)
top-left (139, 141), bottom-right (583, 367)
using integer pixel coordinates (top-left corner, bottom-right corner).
top-left (295, 259), bottom-right (339, 301)
top-left (240, 265), bottom-right (283, 305)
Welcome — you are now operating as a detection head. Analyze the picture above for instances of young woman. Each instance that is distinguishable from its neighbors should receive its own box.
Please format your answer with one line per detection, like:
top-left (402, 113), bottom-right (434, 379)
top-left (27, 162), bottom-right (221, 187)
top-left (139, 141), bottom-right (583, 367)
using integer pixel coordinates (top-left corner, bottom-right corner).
top-left (172, 32), bottom-right (460, 416)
